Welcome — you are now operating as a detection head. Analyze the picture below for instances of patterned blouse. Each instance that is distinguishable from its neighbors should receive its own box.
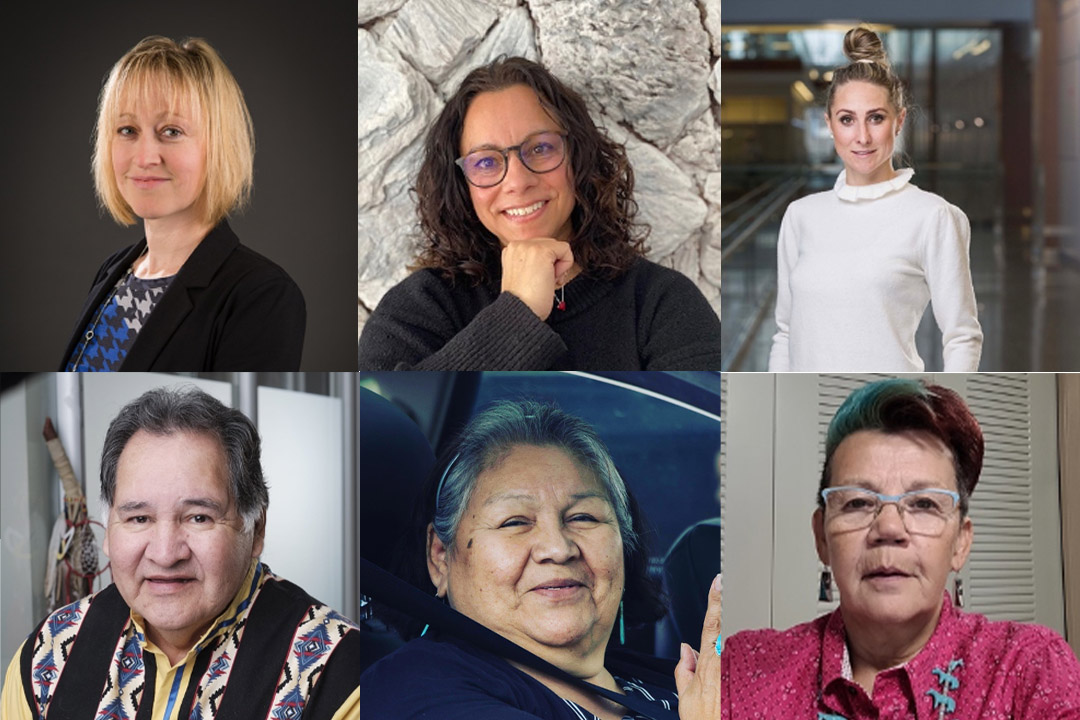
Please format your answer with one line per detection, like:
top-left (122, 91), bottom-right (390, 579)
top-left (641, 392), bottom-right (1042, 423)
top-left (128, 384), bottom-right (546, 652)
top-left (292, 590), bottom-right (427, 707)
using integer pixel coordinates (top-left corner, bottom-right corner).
top-left (721, 592), bottom-right (1080, 719)
top-left (65, 269), bottom-right (174, 371)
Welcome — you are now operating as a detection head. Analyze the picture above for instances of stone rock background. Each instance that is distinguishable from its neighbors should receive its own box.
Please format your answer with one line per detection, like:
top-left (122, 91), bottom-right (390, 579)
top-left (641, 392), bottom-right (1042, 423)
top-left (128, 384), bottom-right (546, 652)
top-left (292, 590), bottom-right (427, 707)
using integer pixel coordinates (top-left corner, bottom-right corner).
top-left (358, 0), bottom-right (721, 337)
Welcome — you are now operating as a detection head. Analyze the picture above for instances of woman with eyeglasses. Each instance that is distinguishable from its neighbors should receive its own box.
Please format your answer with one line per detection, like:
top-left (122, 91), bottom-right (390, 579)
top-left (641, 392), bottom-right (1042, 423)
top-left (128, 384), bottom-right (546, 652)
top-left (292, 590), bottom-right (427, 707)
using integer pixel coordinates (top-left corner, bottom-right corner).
top-left (357, 57), bottom-right (721, 370)
top-left (721, 379), bottom-right (1080, 719)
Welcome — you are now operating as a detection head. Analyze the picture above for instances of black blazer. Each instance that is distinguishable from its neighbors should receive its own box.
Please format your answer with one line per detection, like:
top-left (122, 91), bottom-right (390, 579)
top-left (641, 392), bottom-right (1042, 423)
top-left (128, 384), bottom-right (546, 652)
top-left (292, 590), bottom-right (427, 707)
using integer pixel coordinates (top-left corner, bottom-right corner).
top-left (60, 221), bottom-right (305, 370)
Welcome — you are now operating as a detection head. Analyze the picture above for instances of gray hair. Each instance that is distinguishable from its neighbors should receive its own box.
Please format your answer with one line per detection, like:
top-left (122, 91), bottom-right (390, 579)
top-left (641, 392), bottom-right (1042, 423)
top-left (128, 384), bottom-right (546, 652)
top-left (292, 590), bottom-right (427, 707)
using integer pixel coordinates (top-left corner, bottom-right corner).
top-left (432, 400), bottom-right (637, 553)
top-left (100, 386), bottom-right (269, 533)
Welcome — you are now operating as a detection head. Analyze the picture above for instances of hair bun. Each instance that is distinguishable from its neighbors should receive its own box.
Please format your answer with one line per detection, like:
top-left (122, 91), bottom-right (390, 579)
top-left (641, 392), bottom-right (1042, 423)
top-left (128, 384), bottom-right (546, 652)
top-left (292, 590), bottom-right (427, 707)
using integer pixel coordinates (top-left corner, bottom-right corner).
top-left (843, 26), bottom-right (890, 69)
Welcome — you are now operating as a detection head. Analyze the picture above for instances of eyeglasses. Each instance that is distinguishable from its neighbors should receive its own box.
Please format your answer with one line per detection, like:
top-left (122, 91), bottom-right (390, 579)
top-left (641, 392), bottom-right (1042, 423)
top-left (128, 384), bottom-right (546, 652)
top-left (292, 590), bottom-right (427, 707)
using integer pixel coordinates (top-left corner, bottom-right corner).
top-left (821, 486), bottom-right (960, 536)
top-left (455, 132), bottom-right (568, 188)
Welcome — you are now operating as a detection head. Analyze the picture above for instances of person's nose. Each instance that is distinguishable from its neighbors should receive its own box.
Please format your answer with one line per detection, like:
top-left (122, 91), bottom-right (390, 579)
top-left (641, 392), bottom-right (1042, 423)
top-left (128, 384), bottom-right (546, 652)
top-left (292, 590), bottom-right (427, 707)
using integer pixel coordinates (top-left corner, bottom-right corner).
top-left (134, 134), bottom-right (162, 169)
top-left (144, 520), bottom-right (192, 566)
top-left (531, 518), bottom-right (580, 563)
top-left (500, 151), bottom-right (539, 193)
top-left (856, 121), bottom-right (872, 145)
top-left (868, 502), bottom-right (910, 544)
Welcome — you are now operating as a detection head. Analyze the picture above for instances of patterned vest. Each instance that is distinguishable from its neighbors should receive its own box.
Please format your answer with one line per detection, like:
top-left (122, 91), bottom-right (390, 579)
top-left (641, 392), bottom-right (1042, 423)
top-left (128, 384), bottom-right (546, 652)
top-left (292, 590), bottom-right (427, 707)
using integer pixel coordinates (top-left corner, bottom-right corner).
top-left (19, 565), bottom-right (360, 720)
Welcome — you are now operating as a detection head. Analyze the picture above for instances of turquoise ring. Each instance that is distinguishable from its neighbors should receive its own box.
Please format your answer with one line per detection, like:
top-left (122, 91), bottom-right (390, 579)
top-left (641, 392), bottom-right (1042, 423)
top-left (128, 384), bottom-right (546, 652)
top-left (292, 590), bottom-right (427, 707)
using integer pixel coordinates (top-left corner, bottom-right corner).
top-left (714, 632), bottom-right (723, 656)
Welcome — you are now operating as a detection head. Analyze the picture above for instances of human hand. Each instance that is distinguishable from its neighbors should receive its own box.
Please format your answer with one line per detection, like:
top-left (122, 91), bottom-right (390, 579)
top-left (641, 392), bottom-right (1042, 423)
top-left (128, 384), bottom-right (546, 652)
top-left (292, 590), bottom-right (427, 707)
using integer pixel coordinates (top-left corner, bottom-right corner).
top-left (500, 238), bottom-right (574, 321)
top-left (674, 573), bottom-right (721, 719)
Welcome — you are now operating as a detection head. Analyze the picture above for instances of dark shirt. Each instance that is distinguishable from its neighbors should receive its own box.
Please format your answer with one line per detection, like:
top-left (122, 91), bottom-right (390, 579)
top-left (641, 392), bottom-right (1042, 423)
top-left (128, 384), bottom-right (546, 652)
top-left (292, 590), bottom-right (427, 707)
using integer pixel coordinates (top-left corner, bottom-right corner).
top-left (357, 258), bottom-right (721, 370)
top-left (361, 635), bottom-right (679, 720)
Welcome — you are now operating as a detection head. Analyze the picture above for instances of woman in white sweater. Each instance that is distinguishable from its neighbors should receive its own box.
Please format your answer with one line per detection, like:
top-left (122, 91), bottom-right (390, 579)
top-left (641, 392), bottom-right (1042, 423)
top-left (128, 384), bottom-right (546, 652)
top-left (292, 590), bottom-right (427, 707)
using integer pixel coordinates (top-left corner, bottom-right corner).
top-left (768, 27), bottom-right (983, 372)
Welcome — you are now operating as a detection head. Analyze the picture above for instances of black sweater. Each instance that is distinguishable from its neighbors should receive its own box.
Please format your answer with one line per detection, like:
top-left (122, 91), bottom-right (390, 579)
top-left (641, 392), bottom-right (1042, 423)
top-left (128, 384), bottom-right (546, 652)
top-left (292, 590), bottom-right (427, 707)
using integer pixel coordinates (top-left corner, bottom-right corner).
top-left (357, 258), bottom-right (721, 370)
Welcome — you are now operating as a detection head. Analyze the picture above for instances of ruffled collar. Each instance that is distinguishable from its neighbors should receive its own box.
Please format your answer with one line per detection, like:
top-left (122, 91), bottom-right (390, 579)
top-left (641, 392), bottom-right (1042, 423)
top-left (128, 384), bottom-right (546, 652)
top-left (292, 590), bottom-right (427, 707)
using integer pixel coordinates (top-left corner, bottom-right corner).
top-left (834, 167), bottom-right (915, 202)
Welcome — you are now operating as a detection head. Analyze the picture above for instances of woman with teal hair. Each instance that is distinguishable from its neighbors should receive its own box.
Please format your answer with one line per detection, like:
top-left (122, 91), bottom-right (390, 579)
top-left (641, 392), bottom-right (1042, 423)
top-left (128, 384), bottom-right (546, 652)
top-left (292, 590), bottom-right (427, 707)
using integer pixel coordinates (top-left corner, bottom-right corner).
top-left (721, 378), bottom-right (1080, 718)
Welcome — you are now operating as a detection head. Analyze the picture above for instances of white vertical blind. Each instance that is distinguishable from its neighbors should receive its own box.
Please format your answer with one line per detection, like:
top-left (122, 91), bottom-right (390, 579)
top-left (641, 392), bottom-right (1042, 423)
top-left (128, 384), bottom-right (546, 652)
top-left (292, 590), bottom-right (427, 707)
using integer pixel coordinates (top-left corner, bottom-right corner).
top-left (965, 374), bottom-right (1036, 621)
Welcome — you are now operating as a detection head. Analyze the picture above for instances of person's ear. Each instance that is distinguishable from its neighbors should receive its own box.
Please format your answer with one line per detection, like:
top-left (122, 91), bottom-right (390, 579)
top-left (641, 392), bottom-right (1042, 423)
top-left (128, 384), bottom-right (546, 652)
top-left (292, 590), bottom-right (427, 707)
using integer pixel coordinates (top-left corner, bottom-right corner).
top-left (951, 514), bottom-right (973, 573)
top-left (896, 107), bottom-right (907, 136)
top-left (427, 523), bottom-right (450, 597)
top-left (812, 508), bottom-right (830, 565)
top-left (250, 510), bottom-right (267, 558)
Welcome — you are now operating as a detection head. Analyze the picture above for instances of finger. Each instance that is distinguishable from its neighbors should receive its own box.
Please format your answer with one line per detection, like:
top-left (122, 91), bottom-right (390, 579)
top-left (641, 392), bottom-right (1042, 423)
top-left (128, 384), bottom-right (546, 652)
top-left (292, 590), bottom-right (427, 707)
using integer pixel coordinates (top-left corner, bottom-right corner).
top-left (550, 242), bottom-right (574, 280)
top-left (674, 642), bottom-right (697, 696)
top-left (698, 573), bottom-right (722, 662)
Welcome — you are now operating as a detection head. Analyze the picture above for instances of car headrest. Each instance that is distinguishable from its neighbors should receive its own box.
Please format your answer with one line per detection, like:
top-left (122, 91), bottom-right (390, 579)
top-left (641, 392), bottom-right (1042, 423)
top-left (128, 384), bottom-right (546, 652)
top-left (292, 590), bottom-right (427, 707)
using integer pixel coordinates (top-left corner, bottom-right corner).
top-left (662, 518), bottom-right (721, 647)
top-left (358, 387), bottom-right (435, 571)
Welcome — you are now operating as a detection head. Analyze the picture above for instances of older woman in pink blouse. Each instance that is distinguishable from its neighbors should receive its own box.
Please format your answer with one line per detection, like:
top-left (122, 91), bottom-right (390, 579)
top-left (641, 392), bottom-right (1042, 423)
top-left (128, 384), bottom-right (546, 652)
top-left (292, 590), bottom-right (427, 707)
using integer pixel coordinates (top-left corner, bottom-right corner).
top-left (721, 379), bottom-right (1080, 719)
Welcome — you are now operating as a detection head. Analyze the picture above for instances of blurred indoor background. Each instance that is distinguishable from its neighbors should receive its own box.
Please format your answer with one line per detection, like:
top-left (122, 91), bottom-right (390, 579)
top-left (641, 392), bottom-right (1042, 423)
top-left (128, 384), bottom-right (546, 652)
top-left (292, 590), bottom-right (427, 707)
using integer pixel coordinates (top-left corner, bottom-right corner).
top-left (720, 0), bottom-right (1079, 371)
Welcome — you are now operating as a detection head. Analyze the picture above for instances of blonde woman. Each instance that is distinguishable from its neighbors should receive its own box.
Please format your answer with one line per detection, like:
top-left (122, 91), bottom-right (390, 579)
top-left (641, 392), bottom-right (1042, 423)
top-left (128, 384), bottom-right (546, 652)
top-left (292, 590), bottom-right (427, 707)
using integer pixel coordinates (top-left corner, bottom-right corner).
top-left (61, 37), bottom-right (305, 371)
top-left (768, 27), bottom-right (982, 372)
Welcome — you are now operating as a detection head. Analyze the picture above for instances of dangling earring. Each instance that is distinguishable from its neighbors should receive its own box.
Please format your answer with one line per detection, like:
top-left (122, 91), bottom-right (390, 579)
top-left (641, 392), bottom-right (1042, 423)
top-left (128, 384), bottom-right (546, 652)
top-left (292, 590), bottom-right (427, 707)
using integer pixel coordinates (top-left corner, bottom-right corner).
top-left (618, 600), bottom-right (626, 645)
top-left (953, 577), bottom-right (965, 608)
top-left (421, 589), bottom-right (444, 637)
top-left (818, 567), bottom-right (833, 602)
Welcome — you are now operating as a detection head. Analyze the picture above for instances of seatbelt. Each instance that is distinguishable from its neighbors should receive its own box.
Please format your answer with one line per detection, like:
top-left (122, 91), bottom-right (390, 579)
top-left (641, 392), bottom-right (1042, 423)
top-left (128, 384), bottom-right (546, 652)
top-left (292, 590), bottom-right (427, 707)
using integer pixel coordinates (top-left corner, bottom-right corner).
top-left (360, 557), bottom-right (681, 720)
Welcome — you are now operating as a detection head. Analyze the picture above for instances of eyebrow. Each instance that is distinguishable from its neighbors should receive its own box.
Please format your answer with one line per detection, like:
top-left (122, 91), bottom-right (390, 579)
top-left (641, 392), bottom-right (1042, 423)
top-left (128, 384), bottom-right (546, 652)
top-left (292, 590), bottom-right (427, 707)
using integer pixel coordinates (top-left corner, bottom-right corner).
top-left (835, 107), bottom-right (889, 116)
top-left (463, 129), bottom-right (560, 156)
top-left (839, 479), bottom-right (949, 492)
top-left (482, 491), bottom-right (608, 506)
top-left (115, 498), bottom-right (227, 513)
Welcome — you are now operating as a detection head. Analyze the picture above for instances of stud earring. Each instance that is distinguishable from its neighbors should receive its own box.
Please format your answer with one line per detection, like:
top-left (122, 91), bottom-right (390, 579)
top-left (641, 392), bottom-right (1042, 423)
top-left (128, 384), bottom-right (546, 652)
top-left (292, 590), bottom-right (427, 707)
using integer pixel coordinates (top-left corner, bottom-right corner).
top-left (818, 567), bottom-right (834, 602)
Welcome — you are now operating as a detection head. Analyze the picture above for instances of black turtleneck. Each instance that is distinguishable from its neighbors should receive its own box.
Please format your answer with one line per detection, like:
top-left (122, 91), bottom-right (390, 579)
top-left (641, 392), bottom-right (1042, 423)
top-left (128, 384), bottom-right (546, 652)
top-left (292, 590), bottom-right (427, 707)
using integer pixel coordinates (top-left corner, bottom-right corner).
top-left (357, 257), bottom-right (720, 370)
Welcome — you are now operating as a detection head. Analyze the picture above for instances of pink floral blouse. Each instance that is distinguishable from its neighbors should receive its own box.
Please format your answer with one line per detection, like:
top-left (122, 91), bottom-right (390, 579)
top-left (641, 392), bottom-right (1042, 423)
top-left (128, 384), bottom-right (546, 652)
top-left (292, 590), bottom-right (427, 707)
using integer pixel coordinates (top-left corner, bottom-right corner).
top-left (721, 592), bottom-right (1080, 719)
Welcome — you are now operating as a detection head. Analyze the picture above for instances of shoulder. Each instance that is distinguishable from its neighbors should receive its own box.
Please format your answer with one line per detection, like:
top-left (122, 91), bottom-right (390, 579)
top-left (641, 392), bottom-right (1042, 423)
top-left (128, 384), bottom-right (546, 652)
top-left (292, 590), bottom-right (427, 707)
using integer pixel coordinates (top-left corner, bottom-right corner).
top-left (223, 242), bottom-right (302, 290)
top-left (620, 258), bottom-right (703, 295)
top-left (725, 614), bottom-right (828, 678)
top-left (900, 184), bottom-right (967, 220)
top-left (361, 636), bottom-right (525, 690)
top-left (187, 222), bottom-right (301, 294)
top-left (258, 571), bottom-right (358, 632)
top-left (952, 608), bottom-right (1075, 661)
top-left (361, 636), bottom-right (563, 718)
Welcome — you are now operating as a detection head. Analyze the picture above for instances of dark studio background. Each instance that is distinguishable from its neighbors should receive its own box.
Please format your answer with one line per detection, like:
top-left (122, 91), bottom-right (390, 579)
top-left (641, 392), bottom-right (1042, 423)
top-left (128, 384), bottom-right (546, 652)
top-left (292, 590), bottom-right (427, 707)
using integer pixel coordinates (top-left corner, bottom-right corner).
top-left (0, 2), bottom-right (356, 371)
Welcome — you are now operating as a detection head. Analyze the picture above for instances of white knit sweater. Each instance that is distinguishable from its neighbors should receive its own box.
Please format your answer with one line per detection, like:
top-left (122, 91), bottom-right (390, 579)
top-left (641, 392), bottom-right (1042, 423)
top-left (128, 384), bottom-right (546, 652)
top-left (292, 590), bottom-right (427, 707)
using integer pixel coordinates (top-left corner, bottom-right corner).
top-left (768, 169), bottom-right (983, 371)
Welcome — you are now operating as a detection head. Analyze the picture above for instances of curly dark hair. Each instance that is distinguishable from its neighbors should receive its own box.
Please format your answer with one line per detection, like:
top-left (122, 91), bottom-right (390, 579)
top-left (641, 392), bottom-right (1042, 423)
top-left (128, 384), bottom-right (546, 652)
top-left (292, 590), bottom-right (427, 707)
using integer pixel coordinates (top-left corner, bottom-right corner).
top-left (411, 56), bottom-right (649, 286)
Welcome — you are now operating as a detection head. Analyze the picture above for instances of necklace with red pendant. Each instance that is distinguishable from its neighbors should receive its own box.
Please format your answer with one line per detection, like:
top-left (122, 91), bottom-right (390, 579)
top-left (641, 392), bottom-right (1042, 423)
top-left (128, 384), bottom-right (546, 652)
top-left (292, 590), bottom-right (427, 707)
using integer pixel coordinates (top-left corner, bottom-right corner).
top-left (556, 283), bottom-right (566, 311)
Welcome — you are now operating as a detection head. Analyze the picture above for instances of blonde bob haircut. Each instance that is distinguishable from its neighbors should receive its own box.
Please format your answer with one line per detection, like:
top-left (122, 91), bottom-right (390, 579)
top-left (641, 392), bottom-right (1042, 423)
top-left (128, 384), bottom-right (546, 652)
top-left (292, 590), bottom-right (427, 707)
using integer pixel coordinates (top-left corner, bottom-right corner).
top-left (92, 36), bottom-right (254, 227)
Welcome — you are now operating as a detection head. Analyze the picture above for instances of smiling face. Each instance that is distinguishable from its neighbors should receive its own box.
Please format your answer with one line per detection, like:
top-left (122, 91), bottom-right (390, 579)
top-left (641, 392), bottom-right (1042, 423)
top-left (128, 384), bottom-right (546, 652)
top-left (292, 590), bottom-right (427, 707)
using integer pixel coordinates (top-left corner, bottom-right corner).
top-left (428, 444), bottom-right (624, 661)
top-left (460, 85), bottom-right (576, 246)
top-left (110, 89), bottom-right (208, 231)
top-left (103, 430), bottom-right (263, 654)
top-left (813, 430), bottom-right (972, 632)
top-left (826, 80), bottom-right (906, 186)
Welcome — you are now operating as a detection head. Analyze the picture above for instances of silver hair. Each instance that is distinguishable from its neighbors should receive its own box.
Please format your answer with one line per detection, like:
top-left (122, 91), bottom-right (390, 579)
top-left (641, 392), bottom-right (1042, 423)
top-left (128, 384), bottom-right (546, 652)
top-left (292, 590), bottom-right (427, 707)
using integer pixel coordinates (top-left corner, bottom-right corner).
top-left (432, 400), bottom-right (637, 553)
top-left (99, 386), bottom-right (269, 533)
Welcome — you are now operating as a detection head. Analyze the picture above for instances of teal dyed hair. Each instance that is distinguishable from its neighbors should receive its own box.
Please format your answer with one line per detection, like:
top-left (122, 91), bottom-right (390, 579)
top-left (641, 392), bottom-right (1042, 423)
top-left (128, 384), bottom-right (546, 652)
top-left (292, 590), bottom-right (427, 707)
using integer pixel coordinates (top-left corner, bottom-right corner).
top-left (818, 379), bottom-right (984, 515)
top-left (824, 378), bottom-right (931, 458)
